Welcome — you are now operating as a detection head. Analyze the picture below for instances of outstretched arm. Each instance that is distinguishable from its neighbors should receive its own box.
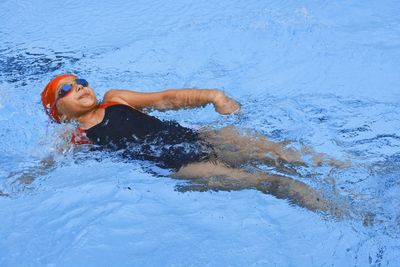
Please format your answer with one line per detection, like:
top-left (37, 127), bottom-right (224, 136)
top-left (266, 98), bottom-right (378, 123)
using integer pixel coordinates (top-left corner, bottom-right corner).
top-left (6, 155), bottom-right (57, 186)
top-left (3, 130), bottom-right (76, 195)
top-left (103, 88), bottom-right (240, 115)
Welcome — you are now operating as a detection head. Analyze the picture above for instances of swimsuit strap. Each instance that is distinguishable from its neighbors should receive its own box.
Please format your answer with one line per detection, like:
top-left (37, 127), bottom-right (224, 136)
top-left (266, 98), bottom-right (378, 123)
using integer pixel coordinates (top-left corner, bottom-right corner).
top-left (71, 127), bottom-right (91, 145)
top-left (97, 101), bottom-right (121, 109)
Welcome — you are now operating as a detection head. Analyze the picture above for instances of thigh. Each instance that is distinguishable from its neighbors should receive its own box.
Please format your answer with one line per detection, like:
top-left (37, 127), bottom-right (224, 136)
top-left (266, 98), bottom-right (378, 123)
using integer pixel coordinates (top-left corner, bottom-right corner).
top-left (200, 126), bottom-right (303, 166)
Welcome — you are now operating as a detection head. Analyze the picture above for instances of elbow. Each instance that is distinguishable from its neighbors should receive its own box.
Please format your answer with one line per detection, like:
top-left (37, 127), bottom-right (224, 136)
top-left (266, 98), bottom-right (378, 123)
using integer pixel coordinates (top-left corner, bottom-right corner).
top-left (151, 91), bottom-right (175, 110)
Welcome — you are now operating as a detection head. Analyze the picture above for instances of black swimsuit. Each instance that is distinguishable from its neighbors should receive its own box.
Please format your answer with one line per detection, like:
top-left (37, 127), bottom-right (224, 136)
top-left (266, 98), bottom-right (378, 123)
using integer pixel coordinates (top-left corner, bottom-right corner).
top-left (77, 103), bottom-right (214, 170)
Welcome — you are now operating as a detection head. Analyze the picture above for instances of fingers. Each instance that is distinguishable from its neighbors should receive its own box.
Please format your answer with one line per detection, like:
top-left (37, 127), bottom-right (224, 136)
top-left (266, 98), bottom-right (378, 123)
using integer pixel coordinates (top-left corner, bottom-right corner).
top-left (214, 94), bottom-right (241, 115)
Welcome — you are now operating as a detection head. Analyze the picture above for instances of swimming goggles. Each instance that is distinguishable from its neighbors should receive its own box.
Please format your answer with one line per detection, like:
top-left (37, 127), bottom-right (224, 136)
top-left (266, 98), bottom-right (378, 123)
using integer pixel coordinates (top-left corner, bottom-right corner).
top-left (57, 78), bottom-right (89, 98)
top-left (48, 78), bottom-right (89, 118)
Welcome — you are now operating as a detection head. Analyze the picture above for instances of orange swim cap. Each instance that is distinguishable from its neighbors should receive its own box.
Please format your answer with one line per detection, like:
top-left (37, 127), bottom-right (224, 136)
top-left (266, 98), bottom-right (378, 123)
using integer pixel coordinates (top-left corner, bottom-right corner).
top-left (41, 74), bottom-right (77, 122)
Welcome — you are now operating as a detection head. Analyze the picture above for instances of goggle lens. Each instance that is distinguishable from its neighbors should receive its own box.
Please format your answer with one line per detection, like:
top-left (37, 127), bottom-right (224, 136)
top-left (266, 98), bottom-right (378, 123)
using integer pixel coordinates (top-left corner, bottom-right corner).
top-left (59, 84), bottom-right (72, 97)
top-left (76, 78), bottom-right (89, 87)
top-left (58, 79), bottom-right (89, 97)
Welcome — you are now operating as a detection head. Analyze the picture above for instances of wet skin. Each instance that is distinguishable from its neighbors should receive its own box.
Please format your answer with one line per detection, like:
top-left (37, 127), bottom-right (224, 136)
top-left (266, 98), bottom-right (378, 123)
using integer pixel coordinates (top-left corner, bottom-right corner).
top-left (52, 77), bottom-right (349, 218)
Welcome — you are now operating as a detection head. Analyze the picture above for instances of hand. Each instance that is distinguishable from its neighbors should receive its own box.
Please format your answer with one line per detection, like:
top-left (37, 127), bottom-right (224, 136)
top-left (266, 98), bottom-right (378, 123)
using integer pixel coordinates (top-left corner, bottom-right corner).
top-left (212, 90), bottom-right (241, 115)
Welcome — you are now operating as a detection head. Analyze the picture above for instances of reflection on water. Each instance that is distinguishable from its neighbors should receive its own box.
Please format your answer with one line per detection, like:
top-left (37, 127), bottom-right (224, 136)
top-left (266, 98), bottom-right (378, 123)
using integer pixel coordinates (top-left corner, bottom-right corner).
top-left (0, 47), bottom-right (80, 84)
top-left (0, 0), bottom-right (399, 265)
top-left (0, 60), bottom-right (399, 265)
top-left (3, 92), bottom-right (399, 231)
top-left (248, 94), bottom-right (400, 238)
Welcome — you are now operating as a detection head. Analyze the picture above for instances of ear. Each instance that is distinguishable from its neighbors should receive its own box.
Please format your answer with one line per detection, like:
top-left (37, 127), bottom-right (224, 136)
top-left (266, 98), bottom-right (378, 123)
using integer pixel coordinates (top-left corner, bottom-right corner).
top-left (56, 100), bottom-right (69, 121)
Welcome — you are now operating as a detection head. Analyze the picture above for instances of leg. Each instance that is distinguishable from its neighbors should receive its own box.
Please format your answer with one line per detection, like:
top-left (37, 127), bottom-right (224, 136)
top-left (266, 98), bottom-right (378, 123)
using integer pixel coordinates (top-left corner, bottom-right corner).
top-left (173, 161), bottom-right (346, 218)
top-left (200, 126), bottom-right (304, 167)
top-left (200, 126), bottom-right (349, 168)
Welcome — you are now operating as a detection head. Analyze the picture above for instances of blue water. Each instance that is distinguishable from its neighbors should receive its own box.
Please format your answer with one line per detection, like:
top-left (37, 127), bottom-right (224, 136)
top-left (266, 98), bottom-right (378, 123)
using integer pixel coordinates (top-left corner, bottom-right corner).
top-left (1, 0), bottom-right (400, 266)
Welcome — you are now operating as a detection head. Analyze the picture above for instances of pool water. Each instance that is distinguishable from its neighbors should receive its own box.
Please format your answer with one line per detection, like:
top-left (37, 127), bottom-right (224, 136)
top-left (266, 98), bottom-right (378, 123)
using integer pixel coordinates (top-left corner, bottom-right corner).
top-left (1, 0), bottom-right (400, 266)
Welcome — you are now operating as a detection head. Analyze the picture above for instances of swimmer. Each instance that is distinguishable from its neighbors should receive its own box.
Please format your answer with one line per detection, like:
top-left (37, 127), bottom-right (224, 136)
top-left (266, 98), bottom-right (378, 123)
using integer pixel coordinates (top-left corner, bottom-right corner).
top-left (9, 74), bottom-right (349, 217)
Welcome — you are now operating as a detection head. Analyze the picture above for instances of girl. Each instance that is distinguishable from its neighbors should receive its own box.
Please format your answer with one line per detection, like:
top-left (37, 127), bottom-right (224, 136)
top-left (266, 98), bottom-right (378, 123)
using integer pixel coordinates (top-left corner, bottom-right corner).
top-left (39, 74), bottom-right (345, 217)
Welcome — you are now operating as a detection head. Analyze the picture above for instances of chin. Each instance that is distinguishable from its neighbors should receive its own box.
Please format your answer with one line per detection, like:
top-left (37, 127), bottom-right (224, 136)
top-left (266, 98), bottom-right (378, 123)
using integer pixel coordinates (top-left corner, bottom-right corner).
top-left (80, 96), bottom-right (97, 106)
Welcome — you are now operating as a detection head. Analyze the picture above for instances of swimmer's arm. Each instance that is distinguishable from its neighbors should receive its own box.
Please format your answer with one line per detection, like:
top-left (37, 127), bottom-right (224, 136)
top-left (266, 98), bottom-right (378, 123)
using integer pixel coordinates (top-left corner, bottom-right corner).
top-left (103, 89), bottom-right (240, 115)
top-left (6, 155), bottom-right (57, 187)
top-left (4, 132), bottom-right (75, 189)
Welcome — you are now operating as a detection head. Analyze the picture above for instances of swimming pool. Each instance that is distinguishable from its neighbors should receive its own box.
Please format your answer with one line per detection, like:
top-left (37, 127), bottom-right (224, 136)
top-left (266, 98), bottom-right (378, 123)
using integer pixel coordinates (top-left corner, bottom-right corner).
top-left (1, 0), bottom-right (399, 266)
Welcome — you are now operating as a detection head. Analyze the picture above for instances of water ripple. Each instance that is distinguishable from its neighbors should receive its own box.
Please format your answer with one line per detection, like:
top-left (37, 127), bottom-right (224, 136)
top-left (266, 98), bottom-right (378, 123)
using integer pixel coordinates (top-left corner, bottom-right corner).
top-left (0, 47), bottom-right (80, 84)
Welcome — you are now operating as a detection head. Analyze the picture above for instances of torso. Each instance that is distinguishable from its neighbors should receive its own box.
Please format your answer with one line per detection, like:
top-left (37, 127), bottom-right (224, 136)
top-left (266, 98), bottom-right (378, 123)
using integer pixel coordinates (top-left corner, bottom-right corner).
top-left (72, 102), bottom-right (214, 170)
top-left (84, 103), bottom-right (198, 145)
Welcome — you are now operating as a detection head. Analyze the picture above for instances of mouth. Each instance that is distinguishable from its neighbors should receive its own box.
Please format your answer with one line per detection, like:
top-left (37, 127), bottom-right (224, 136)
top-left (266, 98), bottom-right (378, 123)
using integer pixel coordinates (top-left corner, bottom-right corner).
top-left (78, 92), bottom-right (91, 100)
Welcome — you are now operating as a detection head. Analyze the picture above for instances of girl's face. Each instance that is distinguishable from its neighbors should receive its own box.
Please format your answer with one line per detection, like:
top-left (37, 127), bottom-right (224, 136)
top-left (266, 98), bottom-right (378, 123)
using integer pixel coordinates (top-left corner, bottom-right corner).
top-left (55, 76), bottom-right (98, 120)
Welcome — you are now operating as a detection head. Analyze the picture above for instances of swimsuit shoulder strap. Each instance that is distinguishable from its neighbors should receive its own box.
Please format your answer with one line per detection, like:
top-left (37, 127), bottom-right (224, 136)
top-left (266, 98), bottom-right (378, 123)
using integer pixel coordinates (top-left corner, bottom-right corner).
top-left (97, 101), bottom-right (121, 109)
top-left (71, 127), bottom-right (91, 145)
top-left (98, 101), bottom-right (140, 111)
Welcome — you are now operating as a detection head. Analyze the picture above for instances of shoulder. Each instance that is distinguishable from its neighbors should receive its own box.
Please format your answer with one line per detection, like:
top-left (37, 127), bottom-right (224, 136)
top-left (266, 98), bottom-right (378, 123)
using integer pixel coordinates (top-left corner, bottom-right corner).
top-left (103, 89), bottom-right (129, 105)
top-left (102, 89), bottom-right (169, 109)
top-left (103, 89), bottom-right (121, 101)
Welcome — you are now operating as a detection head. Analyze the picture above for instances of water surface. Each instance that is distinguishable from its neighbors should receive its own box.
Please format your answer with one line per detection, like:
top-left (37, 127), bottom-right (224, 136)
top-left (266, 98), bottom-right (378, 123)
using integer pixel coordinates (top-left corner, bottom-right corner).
top-left (0, 0), bottom-right (399, 266)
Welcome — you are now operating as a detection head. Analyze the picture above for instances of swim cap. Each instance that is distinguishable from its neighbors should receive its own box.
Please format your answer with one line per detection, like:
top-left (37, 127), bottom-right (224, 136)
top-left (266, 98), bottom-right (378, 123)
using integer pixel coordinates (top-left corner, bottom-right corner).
top-left (41, 74), bottom-right (77, 122)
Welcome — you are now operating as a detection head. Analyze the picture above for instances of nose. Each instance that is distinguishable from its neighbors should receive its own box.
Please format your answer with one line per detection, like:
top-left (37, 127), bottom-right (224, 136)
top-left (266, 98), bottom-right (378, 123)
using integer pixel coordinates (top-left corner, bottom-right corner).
top-left (75, 84), bottom-right (84, 92)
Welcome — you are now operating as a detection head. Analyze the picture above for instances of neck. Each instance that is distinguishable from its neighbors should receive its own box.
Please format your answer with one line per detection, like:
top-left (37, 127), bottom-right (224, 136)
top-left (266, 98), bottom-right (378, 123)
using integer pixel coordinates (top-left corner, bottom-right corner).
top-left (76, 104), bottom-right (101, 127)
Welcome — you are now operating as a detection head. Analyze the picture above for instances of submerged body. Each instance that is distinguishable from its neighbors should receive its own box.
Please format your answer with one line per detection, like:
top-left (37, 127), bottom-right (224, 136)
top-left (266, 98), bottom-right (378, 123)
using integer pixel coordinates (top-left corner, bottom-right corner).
top-left (80, 103), bottom-right (214, 170)
top-left (35, 73), bottom-right (352, 218)
top-left (70, 102), bottom-right (345, 217)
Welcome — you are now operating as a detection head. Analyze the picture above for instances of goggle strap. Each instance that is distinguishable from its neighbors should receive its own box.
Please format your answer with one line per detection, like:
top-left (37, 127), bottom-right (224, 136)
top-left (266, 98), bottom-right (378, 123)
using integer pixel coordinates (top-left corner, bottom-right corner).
top-left (46, 95), bottom-right (61, 123)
